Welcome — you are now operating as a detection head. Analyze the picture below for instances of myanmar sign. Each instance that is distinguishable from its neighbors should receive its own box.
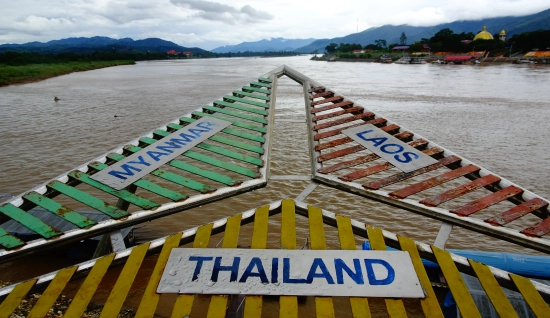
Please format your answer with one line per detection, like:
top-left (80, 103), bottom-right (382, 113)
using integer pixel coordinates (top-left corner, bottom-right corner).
top-left (157, 249), bottom-right (425, 298)
top-left (91, 117), bottom-right (231, 190)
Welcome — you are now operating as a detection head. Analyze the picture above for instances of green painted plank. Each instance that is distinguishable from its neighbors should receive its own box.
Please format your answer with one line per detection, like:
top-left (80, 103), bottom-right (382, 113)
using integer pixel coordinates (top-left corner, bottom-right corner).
top-left (195, 143), bottom-right (263, 166)
top-left (223, 95), bottom-right (269, 108)
top-left (48, 181), bottom-right (129, 219)
top-left (214, 100), bottom-right (268, 115)
top-left (69, 171), bottom-right (160, 210)
top-left (258, 77), bottom-right (272, 83)
top-left (170, 160), bottom-right (240, 186)
top-left (242, 86), bottom-right (270, 95)
top-left (250, 81), bottom-right (271, 88)
top-left (23, 193), bottom-right (97, 229)
top-left (119, 147), bottom-right (214, 193)
top-left (192, 112), bottom-right (266, 133)
top-left (0, 227), bottom-right (25, 249)
top-left (153, 129), bottom-right (263, 163)
top-left (89, 161), bottom-right (187, 202)
top-left (184, 151), bottom-right (259, 178)
top-left (138, 137), bottom-right (257, 179)
top-left (177, 119), bottom-right (265, 143)
top-left (203, 106), bottom-right (267, 124)
top-left (232, 91), bottom-right (270, 101)
top-left (0, 204), bottom-right (61, 238)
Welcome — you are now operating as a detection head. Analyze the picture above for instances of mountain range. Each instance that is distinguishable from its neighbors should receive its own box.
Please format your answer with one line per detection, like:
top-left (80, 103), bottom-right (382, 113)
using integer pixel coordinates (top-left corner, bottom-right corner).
top-left (211, 37), bottom-right (316, 53)
top-left (0, 36), bottom-right (207, 54)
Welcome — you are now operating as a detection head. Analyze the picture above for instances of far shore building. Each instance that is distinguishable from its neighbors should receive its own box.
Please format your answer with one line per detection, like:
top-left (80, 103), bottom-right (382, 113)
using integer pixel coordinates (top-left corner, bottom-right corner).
top-left (499, 30), bottom-right (506, 41)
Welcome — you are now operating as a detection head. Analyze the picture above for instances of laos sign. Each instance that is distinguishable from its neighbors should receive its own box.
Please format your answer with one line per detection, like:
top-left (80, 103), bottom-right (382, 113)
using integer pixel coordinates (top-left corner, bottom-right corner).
top-left (91, 117), bottom-right (231, 190)
top-left (157, 249), bottom-right (425, 298)
top-left (342, 124), bottom-right (438, 173)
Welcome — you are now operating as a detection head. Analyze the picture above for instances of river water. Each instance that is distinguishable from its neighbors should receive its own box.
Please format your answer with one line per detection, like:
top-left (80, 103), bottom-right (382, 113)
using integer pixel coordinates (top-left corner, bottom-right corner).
top-left (1, 57), bottom-right (550, 286)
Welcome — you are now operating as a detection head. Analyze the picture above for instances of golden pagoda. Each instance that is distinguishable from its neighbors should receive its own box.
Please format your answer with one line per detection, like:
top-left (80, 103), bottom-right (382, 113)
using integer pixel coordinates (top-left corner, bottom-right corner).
top-left (473, 26), bottom-right (494, 41)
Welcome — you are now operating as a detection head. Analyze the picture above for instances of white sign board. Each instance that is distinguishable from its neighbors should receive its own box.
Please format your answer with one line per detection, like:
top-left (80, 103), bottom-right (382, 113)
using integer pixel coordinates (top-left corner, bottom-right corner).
top-left (342, 124), bottom-right (438, 173)
top-left (157, 249), bottom-right (425, 298)
top-left (91, 117), bottom-right (231, 190)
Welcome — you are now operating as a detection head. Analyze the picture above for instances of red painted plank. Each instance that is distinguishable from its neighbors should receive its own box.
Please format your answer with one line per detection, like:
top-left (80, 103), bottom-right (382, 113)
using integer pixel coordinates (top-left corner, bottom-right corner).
top-left (319, 153), bottom-right (380, 174)
top-left (308, 86), bottom-right (325, 93)
top-left (318, 136), bottom-right (425, 174)
top-left (313, 112), bottom-right (375, 130)
top-left (318, 145), bottom-right (366, 162)
top-left (310, 91), bottom-right (334, 100)
top-left (312, 106), bottom-right (364, 122)
top-left (485, 198), bottom-right (549, 226)
top-left (310, 96), bottom-right (344, 107)
top-left (340, 162), bottom-right (393, 182)
top-left (451, 186), bottom-right (524, 216)
top-left (313, 118), bottom-right (387, 140)
top-left (364, 155), bottom-right (461, 190)
top-left (314, 125), bottom-right (403, 151)
top-left (389, 164), bottom-right (481, 199)
top-left (311, 101), bottom-right (354, 114)
top-left (420, 174), bottom-right (502, 207)
top-left (521, 217), bottom-right (550, 237)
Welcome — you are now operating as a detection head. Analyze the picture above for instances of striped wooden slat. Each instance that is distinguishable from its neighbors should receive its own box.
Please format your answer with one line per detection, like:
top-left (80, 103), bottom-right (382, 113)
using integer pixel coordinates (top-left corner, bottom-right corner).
top-left (310, 96), bottom-right (344, 107)
top-left (431, 246), bottom-right (481, 318)
top-left (367, 226), bottom-right (408, 317)
top-left (176, 119), bottom-right (265, 144)
top-left (364, 155), bottom-right (461, 190)
top-left (313, 112), bottom-right (375, 131)
top-left (313, 118), bottom-right (387, 141)
top-left (203, 106), bottom-right (267, 124)
top-left (468, 259), bottom-right (519, 318)
top-left (136, 233), bottom-right (182, 317)
top-left (308, 86), bottom-right (325, 93)
top-left (0, 204), bottom-right (61, 238)
top-left (312, 106), bottom-right (364, 122)
top-left (243, 205), bottom-right (270, 318)
top-left (336, 215), bottom-right (371, 318)
top-left (280, 199), bottom-right (298, 318)
top-left (250, 81), bottom-right (271, 89)
top-left (310, 91), bottom-right (334, 100)
top-left (310, 101), bottom-right (354, 114)
top-left (24, 193), bottom-right (97, 228)
top-left (521, 217), bottom-right (550, 237)
top-left (170, 160), bottom-right (241, 186)
top-left (192, 112), bottom-right (267, 134)
top-left (308, 206), bottom-right (335, 318)
top-left (397, 236), bottom-right (444, 317)
top-left (258, 77), bottom-right (273, 84)
top-left (509, 274), bottom-right (550, 317)
top-left (485, 198), bottom-right (548, 225)
top-left (171, 224), bottom-right (214, 318)
top-left (0, 279), bottom-right (37, 318)
top-left (206, 214), bottom-right (242, 318)
top-left (0, 227), bottom-right (25, 249)
top-left (242, 86), bottom-right (270, 95)
top-left (216, 99), bottom-right (269, 114)
top-left (420, 174), bottom-right (501, 207)
top-left (315, 125), bottom-right (404, 152)
top-left (451, 186), bottom-right (523, 216)
top-left (64, 254), bottom-right (115, 317)
top-left (223, 95), bottom-right (269, 108)
top-left (99, 243), bottom-right (151, 318)
top-left (389, 164), bottom-right (481, 199)
top-left (233, 91), bottom-right (270, 101)
top-left (27, 266), bottom-right (77, 318)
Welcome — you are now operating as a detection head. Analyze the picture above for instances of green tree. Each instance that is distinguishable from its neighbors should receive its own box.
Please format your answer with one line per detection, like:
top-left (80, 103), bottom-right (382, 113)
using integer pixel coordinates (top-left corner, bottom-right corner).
top-left (400, 32), bottom-right (407, 45)
top-left (374, 39), bottom-right (387, 48)
top-left (325, 43), bottom-right (338, 53)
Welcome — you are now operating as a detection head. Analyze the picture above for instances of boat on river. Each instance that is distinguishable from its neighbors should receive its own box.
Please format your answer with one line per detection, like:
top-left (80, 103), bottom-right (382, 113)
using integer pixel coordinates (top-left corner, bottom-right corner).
top-left (395, 56), bottom-right (426, 64)
top-left (1, 66), bottom-right (549, 317)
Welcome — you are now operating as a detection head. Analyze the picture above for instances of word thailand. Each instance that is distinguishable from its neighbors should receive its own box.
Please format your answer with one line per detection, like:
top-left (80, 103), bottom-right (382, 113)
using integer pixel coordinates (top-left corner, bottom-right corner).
top-left (189, 256), bottom-right (394, 285)
top-left (90, 117), bottom-right (231, 190)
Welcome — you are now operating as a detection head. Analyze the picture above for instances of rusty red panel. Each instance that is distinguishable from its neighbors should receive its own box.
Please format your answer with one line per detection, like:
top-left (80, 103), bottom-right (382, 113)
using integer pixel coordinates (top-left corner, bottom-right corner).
top-left (313, 112), bottom-right (375, 130)
top-left (485, 198), bottom-right (549, 226)
top-left (310, 91), bottom-right (334, 100)
top-left (420, 174), bottom-right (502, 207)
top-left (308, 86), bottom-right (325, 93)
top-left (313, 118), bottom-right (387, 141)
top-left (315, 125), bottom-right (403, 151)
top-left (310, 96), bottom-right (344, 107)
top-left (451, 186), bottom-right (523, 216)
top-left (364, 155), bottom-right (462, 190)
top-left (423, 147), bottom-right (444, 157)
top-left (317, 145), bottom-right (365, 162)
top-left (312, 106), bottom-right (365, 122)
top-left (520, 217), bottom-right (550, 237)
top-left (317, 132), bottom-right (425, 174)
top-left (340, 162), bottom-right (393, 182)
top-left (389, 164), bottom-right (481, 199)
top-left (318, 154), bottom-right (380, 174)
top-left (409, 138), bottom-right (429, 148)
top-left (311, 101), bottom-right (354, 114)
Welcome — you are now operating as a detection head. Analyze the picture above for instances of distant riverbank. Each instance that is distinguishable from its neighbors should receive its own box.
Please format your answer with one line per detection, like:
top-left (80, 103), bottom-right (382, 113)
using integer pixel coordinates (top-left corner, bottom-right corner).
top-left (0, 60), bottom-right (135, 86)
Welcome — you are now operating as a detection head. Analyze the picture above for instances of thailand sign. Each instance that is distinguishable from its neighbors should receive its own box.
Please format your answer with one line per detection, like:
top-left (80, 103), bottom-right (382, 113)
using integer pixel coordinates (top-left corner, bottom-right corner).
top-left (342, 124), bottom-right (438, 173)
top-left (157, 249), bottom-right (425, 298)
top-left (91, 117), bottom-right (231, 190)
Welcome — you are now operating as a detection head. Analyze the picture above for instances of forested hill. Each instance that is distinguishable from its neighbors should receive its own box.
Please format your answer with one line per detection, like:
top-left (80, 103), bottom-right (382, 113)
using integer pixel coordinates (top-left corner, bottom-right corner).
top-left (295, 8), bottom-right (550, 53)
top-left (0, 36), bottom-right (207, 54)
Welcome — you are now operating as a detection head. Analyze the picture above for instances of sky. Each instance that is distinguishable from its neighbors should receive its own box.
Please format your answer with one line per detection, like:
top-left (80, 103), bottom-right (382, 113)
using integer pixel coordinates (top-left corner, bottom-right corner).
top-left (1, 0), bottom-right (549, 50)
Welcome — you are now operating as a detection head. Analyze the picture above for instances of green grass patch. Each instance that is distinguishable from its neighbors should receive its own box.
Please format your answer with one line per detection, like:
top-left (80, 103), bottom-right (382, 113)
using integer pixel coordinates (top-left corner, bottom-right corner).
top-left (0, 60), bottom-right (135, 86)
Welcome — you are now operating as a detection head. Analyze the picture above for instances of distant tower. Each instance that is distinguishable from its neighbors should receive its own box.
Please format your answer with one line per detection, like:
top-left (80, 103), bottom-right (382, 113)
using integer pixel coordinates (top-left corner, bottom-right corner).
top-left (499, 30), bottom-right (506, 42)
